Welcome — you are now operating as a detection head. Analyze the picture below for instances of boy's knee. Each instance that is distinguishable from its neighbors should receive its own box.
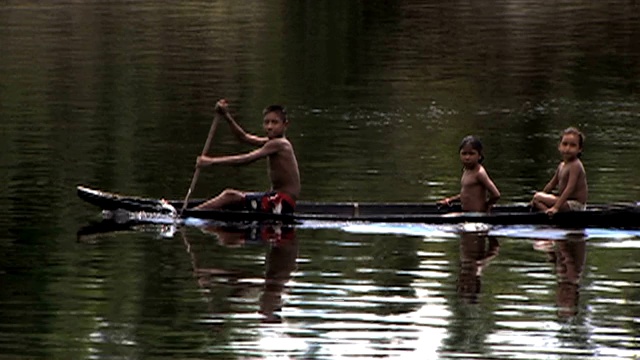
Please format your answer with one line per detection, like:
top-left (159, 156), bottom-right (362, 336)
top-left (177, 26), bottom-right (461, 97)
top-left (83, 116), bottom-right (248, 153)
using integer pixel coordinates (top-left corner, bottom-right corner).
top-left (532, 192), bottom-right (544, 202)
top-left (221, 188), bottom-right (243, 199)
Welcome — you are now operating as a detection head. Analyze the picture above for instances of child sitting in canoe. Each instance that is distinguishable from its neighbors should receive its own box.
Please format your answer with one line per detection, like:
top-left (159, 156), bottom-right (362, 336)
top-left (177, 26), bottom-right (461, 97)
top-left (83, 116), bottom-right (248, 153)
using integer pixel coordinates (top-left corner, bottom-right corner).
top-left (194, 99), bottom-right (301, 214)
top-left (532, 127), bottom-right (588, 215)
top-left (438, 135), bottom-right (501, 212)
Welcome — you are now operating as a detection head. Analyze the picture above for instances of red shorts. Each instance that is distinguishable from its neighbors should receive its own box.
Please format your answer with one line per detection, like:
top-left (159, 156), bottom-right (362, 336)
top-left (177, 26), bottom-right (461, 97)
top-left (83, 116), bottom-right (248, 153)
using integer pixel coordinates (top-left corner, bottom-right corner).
top-left (244, 191), bottom-right (296, 214)
top-left (258, 224), bottom-right (296, 245)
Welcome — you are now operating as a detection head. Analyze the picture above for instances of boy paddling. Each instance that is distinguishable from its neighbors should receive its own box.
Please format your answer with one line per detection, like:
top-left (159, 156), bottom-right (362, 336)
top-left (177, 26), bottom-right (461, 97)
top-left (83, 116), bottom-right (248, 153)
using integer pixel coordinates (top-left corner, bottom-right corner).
top-left (194, 99), bottom-right (301, 213)
top-left (532, 127), bottom-right (588, 216)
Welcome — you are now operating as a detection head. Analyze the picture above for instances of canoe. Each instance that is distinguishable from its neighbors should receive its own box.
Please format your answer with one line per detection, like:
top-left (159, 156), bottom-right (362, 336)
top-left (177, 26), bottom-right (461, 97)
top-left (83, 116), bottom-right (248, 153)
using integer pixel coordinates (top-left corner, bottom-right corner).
top-left (76, 185), bottom-right (640, 229)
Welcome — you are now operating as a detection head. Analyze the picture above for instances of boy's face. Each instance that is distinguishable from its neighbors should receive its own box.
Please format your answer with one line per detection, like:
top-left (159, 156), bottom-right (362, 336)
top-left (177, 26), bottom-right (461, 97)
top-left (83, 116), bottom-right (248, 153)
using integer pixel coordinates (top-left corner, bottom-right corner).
top-left (558, 133), bottom-right (582, 161)
top-left (263, 111), bottom-right (287, 139)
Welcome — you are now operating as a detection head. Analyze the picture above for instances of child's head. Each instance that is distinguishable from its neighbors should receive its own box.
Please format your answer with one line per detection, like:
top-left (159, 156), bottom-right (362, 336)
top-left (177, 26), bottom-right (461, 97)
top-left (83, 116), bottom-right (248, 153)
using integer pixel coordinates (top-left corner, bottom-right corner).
top-left (263, 105), bottom-right (288, 123)
top-left (459, 135), bottom-right (485, 165)
top-left (560, 127), bottom-right (585, 158)
top-left (262, 105), bottom-right (288, 138)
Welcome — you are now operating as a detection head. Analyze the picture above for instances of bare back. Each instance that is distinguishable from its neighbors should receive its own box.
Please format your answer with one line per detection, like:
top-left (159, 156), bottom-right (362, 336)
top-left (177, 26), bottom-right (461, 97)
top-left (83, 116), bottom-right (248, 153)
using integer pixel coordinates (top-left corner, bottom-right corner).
top-left (267, 137), bottom-right (301, 199)
top-left (556, 159), bottom-right (588, 204)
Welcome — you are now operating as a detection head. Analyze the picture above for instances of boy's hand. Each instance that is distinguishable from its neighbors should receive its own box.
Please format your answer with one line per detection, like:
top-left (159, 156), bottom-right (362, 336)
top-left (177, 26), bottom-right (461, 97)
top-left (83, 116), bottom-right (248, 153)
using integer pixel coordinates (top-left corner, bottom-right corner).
top-left (196, 155), bottom-right (209, 168)
top-left (214, 99), bottom-right (229, 114)
top-left (545, 207), bottom-right (559, 216)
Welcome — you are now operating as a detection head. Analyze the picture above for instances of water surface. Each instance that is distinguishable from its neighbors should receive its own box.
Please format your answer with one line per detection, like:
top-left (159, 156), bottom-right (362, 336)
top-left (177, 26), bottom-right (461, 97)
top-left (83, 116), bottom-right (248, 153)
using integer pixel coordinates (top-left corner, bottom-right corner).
top-left (1, 1), bottom-right (639, 359)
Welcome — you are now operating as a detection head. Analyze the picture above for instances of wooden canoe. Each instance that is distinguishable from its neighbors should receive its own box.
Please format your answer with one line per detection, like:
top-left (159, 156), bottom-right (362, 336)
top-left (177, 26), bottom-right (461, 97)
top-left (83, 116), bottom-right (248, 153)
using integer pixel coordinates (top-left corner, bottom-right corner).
top-left (76, 185), bottom-right (640, 229)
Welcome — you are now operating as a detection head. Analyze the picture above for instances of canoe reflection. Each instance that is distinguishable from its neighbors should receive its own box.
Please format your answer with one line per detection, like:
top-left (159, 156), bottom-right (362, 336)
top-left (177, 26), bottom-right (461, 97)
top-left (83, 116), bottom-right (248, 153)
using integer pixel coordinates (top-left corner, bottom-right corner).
top-left (533, 234), bottom-right (586, 318)
top-left (457, 232), bottom-right (500, 304)
top-left (184, 223), bottom-right (299, 324)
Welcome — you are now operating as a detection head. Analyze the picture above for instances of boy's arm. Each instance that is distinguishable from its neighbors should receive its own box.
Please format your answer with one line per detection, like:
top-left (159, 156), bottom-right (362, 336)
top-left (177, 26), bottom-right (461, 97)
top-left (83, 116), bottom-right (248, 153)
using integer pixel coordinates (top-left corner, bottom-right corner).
top-left (478, 169), bottom-right (501, 209)
top-left (216, 100), bottom-right (268, 147)
top-left (223, 112), bottom-right (268, 146)
top-left (542, 167), bottom-right (559, 193)
top-left (197, 139), bottom-right (279, 167)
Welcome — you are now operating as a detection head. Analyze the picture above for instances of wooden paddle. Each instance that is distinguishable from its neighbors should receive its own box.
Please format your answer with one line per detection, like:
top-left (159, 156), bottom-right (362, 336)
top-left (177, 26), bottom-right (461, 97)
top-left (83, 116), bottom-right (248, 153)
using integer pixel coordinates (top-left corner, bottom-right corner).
top-left (179, 108), bottom-right (223, 216)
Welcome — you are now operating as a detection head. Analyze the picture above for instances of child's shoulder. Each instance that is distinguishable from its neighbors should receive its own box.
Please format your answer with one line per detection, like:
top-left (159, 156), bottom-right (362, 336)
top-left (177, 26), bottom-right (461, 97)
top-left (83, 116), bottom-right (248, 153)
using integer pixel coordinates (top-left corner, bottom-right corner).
top-left (567, 158), bottom-right (586, 171)
top-left (477, 164), bottom-right (489, 174)
top-left (468, 164), bottom-right (488, 177)
top-left (268, 137), bottom-right (290, 144)
top-left (269, 137), bottom-right (295, 150)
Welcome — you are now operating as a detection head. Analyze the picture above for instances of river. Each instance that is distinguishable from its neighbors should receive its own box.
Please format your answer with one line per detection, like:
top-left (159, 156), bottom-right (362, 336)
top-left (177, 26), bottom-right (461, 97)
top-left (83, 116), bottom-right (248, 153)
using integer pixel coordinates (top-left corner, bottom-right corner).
top-left (1, 1), bottom-right (639, 359)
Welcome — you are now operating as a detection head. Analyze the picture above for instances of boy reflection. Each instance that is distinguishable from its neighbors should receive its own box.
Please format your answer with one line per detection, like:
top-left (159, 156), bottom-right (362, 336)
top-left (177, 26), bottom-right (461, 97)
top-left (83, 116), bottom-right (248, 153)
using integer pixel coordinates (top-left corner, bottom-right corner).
top-left (457, 232), bottom-right (500, 304)
top-left (533, 234), bottom-right (586, 318)
top-left (183, 223), bottom-right (298, 323)
top-left (259, 227), bottom-right (298, 323)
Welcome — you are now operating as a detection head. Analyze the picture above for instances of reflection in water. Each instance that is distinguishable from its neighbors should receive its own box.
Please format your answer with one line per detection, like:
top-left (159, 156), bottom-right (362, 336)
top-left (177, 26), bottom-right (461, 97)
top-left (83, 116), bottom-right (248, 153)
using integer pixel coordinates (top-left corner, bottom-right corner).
top-left (533, 234), bottom-right (587, 319)
top-left (443, 232), bottom-right (500, 355)
top-left (260, 228), bottom-right (298, 323)
top-left (182, 223), bottom-right (298, 324)
top-left (457, 232), bottom-right (500, 304)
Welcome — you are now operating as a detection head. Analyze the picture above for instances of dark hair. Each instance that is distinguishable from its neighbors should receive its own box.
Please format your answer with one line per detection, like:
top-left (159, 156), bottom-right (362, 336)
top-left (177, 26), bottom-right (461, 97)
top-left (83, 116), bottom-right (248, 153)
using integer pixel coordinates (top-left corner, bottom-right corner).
top-left (263, 105), bottom-right (288, 122)
top-left (459, 135), bottom-right (484, 163)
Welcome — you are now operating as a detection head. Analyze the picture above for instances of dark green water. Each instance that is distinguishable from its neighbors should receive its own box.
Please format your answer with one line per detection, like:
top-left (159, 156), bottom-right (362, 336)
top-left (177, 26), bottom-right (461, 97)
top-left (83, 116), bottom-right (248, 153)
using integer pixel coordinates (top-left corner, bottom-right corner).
top-left (1, 1), bottom-right (639, 359)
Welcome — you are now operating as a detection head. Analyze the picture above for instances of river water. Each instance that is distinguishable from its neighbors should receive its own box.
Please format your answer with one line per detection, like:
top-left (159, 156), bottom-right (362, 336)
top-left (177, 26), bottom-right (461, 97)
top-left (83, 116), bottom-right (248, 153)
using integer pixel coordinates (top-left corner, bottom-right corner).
top-left (1, 1), bottom-right (639, 359)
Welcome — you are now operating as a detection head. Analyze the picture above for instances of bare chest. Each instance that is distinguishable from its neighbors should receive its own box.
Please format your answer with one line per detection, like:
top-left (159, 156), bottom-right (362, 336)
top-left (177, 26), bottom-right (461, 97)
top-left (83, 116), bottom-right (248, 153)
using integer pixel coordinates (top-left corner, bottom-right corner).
top-left (460, 170), bottom-right (480, 187)
top-left (557, 162), bottom-right (578, 185)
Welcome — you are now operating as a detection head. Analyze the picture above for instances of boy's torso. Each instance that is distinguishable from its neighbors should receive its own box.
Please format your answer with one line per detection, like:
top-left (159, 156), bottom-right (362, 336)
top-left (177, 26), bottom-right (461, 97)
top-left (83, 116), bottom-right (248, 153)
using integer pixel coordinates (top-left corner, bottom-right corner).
top-left (266, 138), bottom-right (300, 199)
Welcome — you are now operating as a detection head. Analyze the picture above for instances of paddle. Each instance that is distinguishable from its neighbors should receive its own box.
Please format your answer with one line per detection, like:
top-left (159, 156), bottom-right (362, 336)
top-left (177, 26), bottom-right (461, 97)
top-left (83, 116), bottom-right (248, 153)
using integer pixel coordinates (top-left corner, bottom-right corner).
top-left (179, 105), bottom-right (223, 216)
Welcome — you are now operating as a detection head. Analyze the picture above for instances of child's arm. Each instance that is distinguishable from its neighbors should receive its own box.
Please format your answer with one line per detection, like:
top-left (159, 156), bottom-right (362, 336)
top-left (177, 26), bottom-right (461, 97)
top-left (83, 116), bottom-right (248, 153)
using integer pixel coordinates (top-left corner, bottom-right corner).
top-left (542, 167), bottom-right (560, 193)
top-left (478, 169), bottom-right (501, 210)
top-left (196, 139), bottom-right (282, 167)
top-left (438, 194), bottom-right (460, 206)
top-left (216, 100), bottom-right (268, 147)
top-left (547, 163), bottom-right (580, 215)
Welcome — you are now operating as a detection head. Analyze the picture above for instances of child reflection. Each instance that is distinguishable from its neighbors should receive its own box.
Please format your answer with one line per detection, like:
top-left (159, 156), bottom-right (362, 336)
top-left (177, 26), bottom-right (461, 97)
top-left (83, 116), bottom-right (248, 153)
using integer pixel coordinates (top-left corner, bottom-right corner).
top-left (182, 223), bottom-right (299, 323)
top-left (533, 234), bottom-right (586, 318)
top-left (259, 226), bottom-right (298, 323)
top-left (457, 232), bottom-right (500, 304)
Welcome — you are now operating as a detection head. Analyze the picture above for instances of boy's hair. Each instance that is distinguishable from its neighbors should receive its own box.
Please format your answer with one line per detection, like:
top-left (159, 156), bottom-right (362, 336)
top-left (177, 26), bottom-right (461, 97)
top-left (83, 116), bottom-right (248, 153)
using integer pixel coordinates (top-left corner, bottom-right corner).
top-left (562, 127), bottom-right (584, 148)
top-left (459, 135), bottom-right (485, 163)
top-left (263, 105), bottom-right (288, 122)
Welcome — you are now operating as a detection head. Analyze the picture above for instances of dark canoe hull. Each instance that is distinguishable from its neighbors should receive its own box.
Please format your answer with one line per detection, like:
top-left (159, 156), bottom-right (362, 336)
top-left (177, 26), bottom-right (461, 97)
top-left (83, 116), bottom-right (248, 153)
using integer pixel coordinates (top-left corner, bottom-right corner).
top-left (76, 185), bottom-right (640, 229)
